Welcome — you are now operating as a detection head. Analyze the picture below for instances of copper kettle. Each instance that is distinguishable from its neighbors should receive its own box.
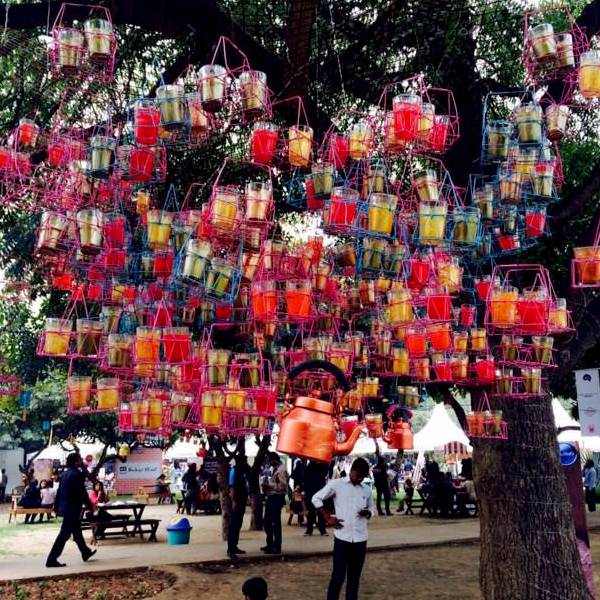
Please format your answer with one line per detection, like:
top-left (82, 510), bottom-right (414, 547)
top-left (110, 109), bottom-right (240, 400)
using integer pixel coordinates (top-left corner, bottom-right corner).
top-left (383, 420), bottom-right (413, 450)
top-left (276, 359), bottom-right (362, 463)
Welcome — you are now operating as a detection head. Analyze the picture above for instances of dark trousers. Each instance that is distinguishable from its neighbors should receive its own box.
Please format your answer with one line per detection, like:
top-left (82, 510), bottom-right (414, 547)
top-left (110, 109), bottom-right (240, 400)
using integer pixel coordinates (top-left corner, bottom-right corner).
top-left (376, 486), bottom-right (391, 514)
top-left (305, 497), bottom-right (326, 535)
top-left (327, 537), bottom-right (367, 600)
top-left (0, 486), bottom-right (5, 503)
top-left (227, 503), bottom-right (246, 553)
top-left (585, 488), bottom-right (597, 512)
top-left (47, 516), bottom-right (91, 563)
top-left (264, 494), bottom-right (285, 551)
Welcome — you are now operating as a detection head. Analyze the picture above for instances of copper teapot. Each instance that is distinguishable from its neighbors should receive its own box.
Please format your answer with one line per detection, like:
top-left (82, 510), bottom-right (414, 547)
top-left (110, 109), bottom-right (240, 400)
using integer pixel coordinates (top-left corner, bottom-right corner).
top-left (276, 359), bottom-right (362, 463)
top-left (383, 420), bottom-right (413, 450)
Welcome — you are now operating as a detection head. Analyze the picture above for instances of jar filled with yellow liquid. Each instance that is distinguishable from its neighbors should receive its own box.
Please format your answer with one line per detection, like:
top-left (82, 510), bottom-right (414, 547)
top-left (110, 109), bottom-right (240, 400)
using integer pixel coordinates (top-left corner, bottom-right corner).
top-left (146, 210), bottom-right (173, 250)
top-left (211, 186), bottom-right (239, 232)
top-left (368, 193), bottom-right (397, 236)
top-left (579, 50), bottom-right (600, 98)
top-left (288, 125), bottom-right (313, 167)
top-left (418, 201), bottom-right (447, 245)
top-left (44, 318), bottom-right (72, 355)
top-left (490, 286), bottom-right (519, 326)
top-left (348, 121), bottom-right (373, 160)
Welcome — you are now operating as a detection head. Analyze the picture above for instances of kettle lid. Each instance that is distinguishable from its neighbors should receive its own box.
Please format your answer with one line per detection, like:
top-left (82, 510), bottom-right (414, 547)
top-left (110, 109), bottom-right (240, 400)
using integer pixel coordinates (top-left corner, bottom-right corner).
top-left (295, 396), bottom-right (334, 414)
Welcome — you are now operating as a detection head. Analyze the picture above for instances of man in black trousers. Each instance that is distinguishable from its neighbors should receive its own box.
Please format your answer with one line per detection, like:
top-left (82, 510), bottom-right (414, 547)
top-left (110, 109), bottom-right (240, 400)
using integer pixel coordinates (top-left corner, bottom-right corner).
top-left (312, 458), bottom-right (373, 600)
top-left (227, 454), bottom-right (250, 558)
top-left (46, 452), bottom-right (96, 568)
top-left (303, 460), bottom-right (329, 536)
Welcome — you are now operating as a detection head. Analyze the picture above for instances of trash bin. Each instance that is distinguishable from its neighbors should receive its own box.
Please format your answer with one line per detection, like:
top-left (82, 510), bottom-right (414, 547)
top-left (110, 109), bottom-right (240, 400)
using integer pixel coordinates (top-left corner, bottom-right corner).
top-left (166, 517), bottom-right (192, 545)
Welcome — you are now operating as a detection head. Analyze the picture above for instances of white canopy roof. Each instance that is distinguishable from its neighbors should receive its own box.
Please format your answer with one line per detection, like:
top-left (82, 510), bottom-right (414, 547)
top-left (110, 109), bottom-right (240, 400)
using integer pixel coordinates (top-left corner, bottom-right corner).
top-left (413, 403), bottom-right (472, 452)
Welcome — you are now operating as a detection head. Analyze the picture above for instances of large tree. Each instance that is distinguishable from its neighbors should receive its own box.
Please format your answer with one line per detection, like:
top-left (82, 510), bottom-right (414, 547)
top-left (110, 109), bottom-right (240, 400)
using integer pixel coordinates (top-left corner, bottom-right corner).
top-left (0, 1), bottom-right (599, 597)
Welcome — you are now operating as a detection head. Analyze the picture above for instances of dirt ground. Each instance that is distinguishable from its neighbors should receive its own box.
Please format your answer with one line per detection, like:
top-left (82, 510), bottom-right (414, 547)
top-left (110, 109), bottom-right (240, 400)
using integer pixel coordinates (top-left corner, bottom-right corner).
top-left (7, 533), bottom-right (600, 600)
top-left (0, 570), bottom-right (171, 600)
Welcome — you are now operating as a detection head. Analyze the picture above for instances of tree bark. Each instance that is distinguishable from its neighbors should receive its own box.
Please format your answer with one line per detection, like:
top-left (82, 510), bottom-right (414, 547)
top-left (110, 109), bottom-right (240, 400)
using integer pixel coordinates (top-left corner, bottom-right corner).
top-left (249, 434), bottom-right (271, 531)
top-left (474, 395), bottom-right (590, 599)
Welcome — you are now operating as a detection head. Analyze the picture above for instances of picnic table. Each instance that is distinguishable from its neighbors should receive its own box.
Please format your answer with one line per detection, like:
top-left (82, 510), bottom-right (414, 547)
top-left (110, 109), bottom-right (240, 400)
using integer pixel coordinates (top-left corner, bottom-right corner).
top-left (83, 501), bottom-right (160, 543)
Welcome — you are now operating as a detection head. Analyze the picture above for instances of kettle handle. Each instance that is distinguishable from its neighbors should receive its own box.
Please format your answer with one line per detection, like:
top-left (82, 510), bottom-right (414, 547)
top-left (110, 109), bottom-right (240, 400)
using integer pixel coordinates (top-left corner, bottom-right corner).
top-left (287, 359), bottom-right (351, 393)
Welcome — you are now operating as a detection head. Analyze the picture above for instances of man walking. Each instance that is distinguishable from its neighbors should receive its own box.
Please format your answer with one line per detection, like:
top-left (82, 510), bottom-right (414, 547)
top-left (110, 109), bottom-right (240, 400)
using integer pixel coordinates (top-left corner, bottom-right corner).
top-left (303, 460), bottom-right (329, 536)
top-left (0, 468), bottom-right (7, 503)
top-left (312, 457), bottom-right (373, 600)
top-left (261, 452), bottom-right (288, 555)
top-left (227, 454), bottom-right (250, 558)
top-left (46, 453), bottom-right (96, 568)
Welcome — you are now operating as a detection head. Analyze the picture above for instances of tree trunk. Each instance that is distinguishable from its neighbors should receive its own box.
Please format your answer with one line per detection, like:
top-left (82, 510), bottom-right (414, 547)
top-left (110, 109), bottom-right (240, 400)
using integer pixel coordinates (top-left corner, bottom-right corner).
top-left (215, 455), bottom-right (231, 543)
top-left (474, 395), bottom-right (590, 599)
top-left (249, 492), bottom-right (264, 531)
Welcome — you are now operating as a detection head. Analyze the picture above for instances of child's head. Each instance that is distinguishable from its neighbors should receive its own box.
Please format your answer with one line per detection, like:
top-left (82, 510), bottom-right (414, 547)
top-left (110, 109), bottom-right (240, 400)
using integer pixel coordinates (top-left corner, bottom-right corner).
top-left (242, 577), bottom-right (268, 600)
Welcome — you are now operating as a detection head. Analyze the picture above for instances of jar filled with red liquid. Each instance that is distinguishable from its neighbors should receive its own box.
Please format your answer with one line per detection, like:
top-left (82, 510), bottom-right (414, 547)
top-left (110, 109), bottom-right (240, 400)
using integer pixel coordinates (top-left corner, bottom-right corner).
top-left (406, 329), bottom-right (427, 356)
top-left (428, 323), bottom-right (451, 351)
top-left (251, 122), bottom-right (279, 165)
top-left (475, 356), bottom-right (495, 381)
top-left (162, 327), bottom-right (191, 363)
top-left (426, 288), bottom-right (452, 320)
top-left (518, 288), bottom-right (549, 331)
top-left (392, 93), bottom-right (422, 142)
top-left (328, 133), bottom-right (349, 169)
top-left (134, 100), bottom-right (160, 146)
top-left (407, 259), bottom-right (430, 290)
top-left (104, 214), bottom-right (126, 248)
top-left (430, 115), bottom-right (450, 152)
top-left (525, 206), bottom-right (546, 238)
top-left (18, 118), bottom-right (39, 149)
top-left (326, 187), bottom-right (359, 227)
top-left (460, 305), bottom-right (476, 328)
top-left (433, 359), bottom-right (452, 381)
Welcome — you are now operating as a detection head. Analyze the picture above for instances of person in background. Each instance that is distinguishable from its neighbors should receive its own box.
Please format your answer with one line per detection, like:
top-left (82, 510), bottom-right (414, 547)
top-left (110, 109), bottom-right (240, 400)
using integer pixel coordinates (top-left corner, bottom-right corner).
top-left (182, 463), bottom-right (199, 515)
top-left (373, 456), bottom-right (392, 516)
top-left (303, 460), bottom-right (329, 537)
top-left (0, 468), bottom-right (7, 503)
top-left (46, 453), bottom-right (96, 568)
top-left (261, 452), bottom-right (288, 555)
top-left (227, 455), bottom-right (250, 558)
top-left (39, 480), bottom-right (57, 522)
top-left (242, 577), bottom-right (268, 600)
top-left (154, 474), bottom-right (171, 504)
top-left (403, 478), bottom-right (415, 515)
top-left (291, 457), bottom-right (307, 492)
top-left (584, 459), bottom-right (597, 513)
top-left (287, 485), bottom-right (305, 526)
top-left (88, 480), bottom-right (109, 507)
top-left (18, 478), bottom-right (41, 524)
top-left (312, 457), bottom-right (373, 600)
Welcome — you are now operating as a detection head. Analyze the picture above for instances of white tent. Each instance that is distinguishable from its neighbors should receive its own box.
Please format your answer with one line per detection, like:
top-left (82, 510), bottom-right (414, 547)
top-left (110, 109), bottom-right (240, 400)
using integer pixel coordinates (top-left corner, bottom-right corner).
top-left (413, 403), bottom-right (472, 452)
top-left (350, 434), bottom-right (394, 455)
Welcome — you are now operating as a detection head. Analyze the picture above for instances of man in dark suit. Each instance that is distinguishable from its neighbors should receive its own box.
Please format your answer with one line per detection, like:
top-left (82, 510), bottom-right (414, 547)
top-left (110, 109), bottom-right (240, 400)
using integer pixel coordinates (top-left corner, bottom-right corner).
top-left (46, 453), bottom-right (96, 568)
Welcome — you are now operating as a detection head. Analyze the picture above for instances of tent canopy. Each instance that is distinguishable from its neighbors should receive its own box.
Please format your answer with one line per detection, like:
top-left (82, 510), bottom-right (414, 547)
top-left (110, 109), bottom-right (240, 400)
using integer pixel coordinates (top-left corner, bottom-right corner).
top-left (413, 403), bottom-right (472, 452)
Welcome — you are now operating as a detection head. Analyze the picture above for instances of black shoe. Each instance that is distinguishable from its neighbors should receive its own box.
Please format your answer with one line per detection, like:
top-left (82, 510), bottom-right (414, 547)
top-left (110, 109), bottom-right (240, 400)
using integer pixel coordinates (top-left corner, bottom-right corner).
top-left (234, 548), bottom-right (246, 554)
top-left (227, 551), bottom-right (238, 559)
top-left (46, 561), bottom-right (66, 568)
top-left (320, 532), bottom-right (329, 536)
top-left (304, 532), bottom-right (313, 536)
top-left (386, 512), bottom-right (393, 516)
top-left (264, 548), bottom-right (281, 555)
top-left (260, 545), bottom-right (272, 552)
top-left (82, 549), bottom-right (97, 562)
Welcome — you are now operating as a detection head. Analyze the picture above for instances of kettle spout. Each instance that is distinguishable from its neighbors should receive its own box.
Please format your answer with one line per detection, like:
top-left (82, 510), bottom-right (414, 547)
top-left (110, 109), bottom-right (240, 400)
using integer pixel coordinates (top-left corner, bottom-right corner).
top-left (334, 425), bottom-right (362, 456)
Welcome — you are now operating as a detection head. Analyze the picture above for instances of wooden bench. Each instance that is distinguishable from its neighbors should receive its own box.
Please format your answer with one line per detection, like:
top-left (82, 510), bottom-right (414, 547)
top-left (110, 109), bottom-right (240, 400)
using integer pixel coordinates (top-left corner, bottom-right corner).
top-left (8, 507), bottom-right (55, 524)
top-left (133, 485), bottom-right (174, 505)
top-left (87, 518), bottom-right (161, 543)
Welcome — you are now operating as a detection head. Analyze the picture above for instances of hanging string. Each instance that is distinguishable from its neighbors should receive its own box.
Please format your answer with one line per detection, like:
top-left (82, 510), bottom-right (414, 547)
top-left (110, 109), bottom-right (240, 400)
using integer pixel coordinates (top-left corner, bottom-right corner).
top-left (328, 2), bottom-right (346, 99)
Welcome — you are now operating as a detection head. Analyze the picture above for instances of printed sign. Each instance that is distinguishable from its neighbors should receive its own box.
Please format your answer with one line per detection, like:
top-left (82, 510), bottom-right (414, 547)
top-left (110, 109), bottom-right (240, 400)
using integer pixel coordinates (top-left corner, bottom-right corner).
top-left (575, 369), bottom-right (600, 436)
top-left (116, 461), bottom-right (162, 480)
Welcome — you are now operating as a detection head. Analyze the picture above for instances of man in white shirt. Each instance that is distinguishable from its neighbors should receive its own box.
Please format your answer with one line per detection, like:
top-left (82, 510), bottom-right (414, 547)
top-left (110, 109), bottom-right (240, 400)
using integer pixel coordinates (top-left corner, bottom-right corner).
top-left (312, 457), bottom-right (373, 600)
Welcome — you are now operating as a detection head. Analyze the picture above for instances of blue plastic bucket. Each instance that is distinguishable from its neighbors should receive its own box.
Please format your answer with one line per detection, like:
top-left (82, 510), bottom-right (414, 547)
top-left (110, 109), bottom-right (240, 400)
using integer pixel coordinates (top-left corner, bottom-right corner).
top-left (166, 517), bottom-right (192, 545)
